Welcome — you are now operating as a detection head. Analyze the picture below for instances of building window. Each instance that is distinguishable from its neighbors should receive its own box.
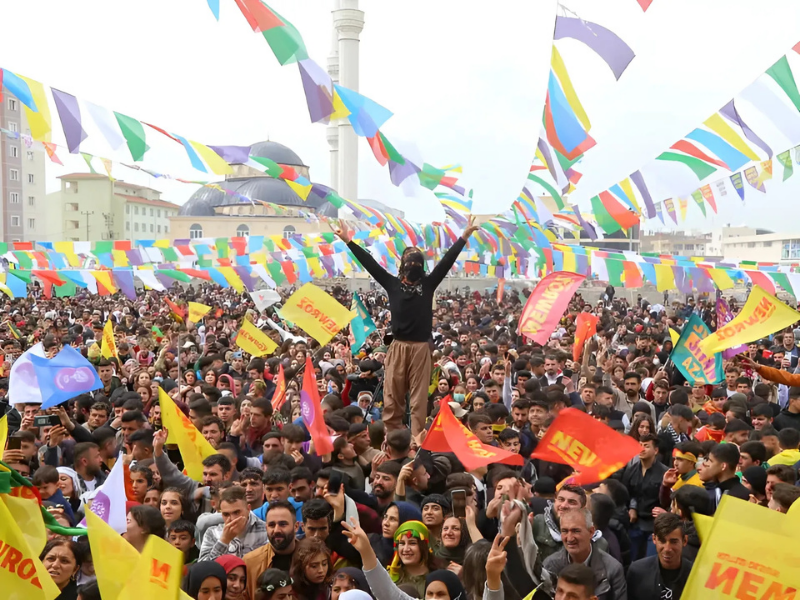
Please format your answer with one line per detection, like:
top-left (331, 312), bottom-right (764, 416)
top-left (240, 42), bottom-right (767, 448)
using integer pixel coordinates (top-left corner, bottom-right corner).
top-left (10, 216), bottom-right (20, 227)
top-left (125, 205), bottom-right (130, 214)
top-left (126, 221), bottom-right (130, 231)
top-left (7, 98), bottom-right (17, 111)
top-left (764, 241), bottom-right (772, 247)
top-left (134, 206), bottom-right (139, 215)
top-left (747, 242), bottom-right (756, 248)
top-left (26, 151), bottom-right (33, 161)
top-left (27, 174), bottom-right (34, 184)
top-left (782, 240), bottom-right (800, 260)
top-left (684, 244), bottom-right (694, 251)
top-left (9, 193), bottom-right (19, 204)
top-left (28, 218), bottom-right (35, 229)
top-left (8, 122), bottom-right (18, 133)
top-left (10, 146), bottom-right (18, 158)
top-left (189, 224), bottom-right (203, 239)
top-left (150, 224), bottom-right (154, 233)
top-left (157, 209), bottom-right (161, 218)
top-left (236, 224), bottom-right (250, 237)
top-left (68, 220), bottom-right (79, 230)
top-left (150, 208), bottom-right (154, 217)
top-left (27, 196), bottom-right (34, 206)
top-left (165, 225), bottom-right (169, 233)
top-left (283, 225), bottom-right (296, 239)
top-left (134, 223), bottom-right (139, 232)
top-left (66, 202), bottom-right (78, 212)
top-left (9, 169), bottom-right (19, 181)
top-left (157, 225), bottom-right (161, 233)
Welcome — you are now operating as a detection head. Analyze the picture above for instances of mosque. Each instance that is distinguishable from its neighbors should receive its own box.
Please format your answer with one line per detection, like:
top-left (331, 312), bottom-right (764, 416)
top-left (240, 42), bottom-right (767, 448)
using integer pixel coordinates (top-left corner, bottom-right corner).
top-left (169, 0), bottom-right (402, 242)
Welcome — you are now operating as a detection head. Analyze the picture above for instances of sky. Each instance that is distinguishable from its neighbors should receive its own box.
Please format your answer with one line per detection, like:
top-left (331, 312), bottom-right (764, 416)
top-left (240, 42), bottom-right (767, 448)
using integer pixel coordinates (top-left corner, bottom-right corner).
top-left (2, 0), bottom-right (800, 238)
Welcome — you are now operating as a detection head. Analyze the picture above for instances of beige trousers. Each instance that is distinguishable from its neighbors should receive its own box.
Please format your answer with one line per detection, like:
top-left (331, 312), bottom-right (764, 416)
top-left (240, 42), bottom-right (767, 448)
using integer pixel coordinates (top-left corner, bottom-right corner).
top-left (383, 340), bottom-right (432, 437)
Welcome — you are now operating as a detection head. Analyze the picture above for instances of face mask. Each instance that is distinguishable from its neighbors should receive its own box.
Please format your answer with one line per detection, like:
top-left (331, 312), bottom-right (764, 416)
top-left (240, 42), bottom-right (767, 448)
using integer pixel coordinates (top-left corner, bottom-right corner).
top-left (405, 264), bottom-right (424, 282)
top-left (453, 393), bottom-right (466, 403)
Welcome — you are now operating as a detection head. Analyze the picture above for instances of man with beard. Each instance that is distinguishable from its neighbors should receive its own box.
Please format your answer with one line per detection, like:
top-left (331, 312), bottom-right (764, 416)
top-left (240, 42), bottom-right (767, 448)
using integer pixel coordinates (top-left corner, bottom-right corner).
top-left (243, 500), bottom-right (299, 600)
top-left (532, 484), bottom-right (588, 562)
top-left (626, 513), bottom-right (692, 600)
top-left (333, 217), bottom-right (479, 437)
top-left (72, 442), bottom-right (106, 495)
top-left (370, 462), bottom-right (400, 511)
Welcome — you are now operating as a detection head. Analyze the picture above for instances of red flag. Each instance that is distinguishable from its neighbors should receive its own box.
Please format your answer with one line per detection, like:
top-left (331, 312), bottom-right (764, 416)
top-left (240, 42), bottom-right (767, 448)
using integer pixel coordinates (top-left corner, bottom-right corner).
top-left (531, 408), bottom-right (641, 485)
top-left (496, 278), bottom-right (505, 303)
top-left (271, 364), bottom-right (288, 411)
top-left (300, 356), bottom-right (334, 456)
top-left (517, 271), bottom-right (585, 344)
top-left (421, 401), bottom-right (523, 471)
top-left (572, 312), bottom-right (599, 363)
top-left (165, 297), bottom-right (186, 321)
top-left (637, 0), bottom-right (653, 10)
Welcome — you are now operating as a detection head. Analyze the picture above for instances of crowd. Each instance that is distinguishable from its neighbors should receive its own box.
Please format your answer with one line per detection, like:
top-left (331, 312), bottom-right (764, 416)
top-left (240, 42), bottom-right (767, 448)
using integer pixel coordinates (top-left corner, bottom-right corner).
top-left (3, 236), bottom-right (800, 600)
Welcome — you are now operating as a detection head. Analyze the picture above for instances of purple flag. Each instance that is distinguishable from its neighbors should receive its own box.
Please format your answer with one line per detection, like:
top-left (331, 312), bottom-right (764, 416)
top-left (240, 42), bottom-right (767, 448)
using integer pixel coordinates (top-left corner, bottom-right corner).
top-left (51, 88), bottom-right (87, 153)
top-left (717, 297), bottom-right (747, 359)
top-left (720, 100), bottom-right (772, 158)
top-left (554, 17), bottom-right (635, 80)
top-left (389, 158), bottom-right (420, 187)
top-left (573, 205), bottom-right (598, 241)
top-left (112, 269), bottom-right (137, 300)
top-left (234, 266), bottom-right (259, 292)
top-left (630, 170), bottom-right (657, 219)
top-left (298, 59), bottom-right (334, 123)
top-left (209, 145), bottom-right (252, 164)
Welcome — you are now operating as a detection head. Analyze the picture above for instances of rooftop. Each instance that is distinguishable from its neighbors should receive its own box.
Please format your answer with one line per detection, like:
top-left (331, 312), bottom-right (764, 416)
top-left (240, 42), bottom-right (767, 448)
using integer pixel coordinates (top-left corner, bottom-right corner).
top-left (115, 194), bottom-right (180, 210)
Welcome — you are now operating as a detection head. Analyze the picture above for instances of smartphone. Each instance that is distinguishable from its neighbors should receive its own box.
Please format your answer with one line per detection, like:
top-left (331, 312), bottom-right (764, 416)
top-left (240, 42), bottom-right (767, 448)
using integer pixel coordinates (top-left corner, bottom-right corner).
top-left (6, 436), bottom-right (22, 450)
top-left (563, 368), bottom-right (573, 378)
top-left (451, 489), bottom-right (467, 519)
top-left (34, 415), bottom-right (60, 428)
top-left (328, 470), bottom-right (343, 495)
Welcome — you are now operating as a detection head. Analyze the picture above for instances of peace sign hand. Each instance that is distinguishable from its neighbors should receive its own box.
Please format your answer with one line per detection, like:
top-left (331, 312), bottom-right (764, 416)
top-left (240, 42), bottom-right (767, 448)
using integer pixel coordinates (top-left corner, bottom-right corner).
top-left (328, 219), bottom-right (352, 244)
top-left (486, 534), bottom-right (510, 589)
top-left (461, 215), bottom-right (479, 241)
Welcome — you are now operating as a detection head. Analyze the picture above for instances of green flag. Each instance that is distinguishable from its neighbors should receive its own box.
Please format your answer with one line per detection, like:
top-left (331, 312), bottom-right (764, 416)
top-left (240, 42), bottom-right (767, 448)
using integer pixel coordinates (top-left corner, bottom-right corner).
top-left (350, 293), bottom-right (376, 355)
top-left (670, 314), bottom-right (722, 385)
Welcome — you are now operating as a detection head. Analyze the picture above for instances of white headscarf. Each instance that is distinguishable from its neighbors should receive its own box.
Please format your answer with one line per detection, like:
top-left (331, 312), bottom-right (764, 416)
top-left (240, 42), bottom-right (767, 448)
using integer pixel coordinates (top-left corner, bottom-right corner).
top-left (56, 467), bottom-right (81, 499)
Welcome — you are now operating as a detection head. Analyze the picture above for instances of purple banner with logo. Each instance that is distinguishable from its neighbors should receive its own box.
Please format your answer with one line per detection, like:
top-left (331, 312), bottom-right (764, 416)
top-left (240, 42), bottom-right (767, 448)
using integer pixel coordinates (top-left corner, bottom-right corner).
top-left (717, 297), bottom-right (747, 359)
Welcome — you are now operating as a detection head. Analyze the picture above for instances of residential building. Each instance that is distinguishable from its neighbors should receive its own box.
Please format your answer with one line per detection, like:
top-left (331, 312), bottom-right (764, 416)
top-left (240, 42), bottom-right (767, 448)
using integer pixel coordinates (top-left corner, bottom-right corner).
top-left (720, 231), bottom-right (800, 264)
top-left (48, 174), bottom-right (179, 241)
top-left (641, 231), bottom-right (714, 258)
top-left (1, 92), bottom-right (46, 242)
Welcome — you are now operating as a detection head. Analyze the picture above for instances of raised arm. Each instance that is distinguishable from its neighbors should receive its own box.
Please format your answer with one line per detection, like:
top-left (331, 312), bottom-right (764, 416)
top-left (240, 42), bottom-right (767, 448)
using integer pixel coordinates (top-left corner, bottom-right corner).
top-left (333, 222), bottom-right (395, 290)
top-left (428, 215), bottom-right (478, 287)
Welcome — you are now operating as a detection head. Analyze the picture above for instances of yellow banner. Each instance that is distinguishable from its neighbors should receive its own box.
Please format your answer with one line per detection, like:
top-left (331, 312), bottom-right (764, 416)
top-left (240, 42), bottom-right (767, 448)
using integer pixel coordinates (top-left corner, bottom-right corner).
top-left (87, 508), bottom-right (139, 600)
top-left (101, 319), bottom-right (118, 359)
top-left (187, 302), bottom-right (211, 324)
top-left (699, 286), bottom-right (800, 355)
top-left (682, 497), bottom-right (800, 599)
top-left (236, 318), bottom-right (278, 357)
top-left (117, 536), bottom-right (183, 600)
top-left (0, 414), bottom-right (7, 453)
top-left (159, 388), bottom-right (216, 481)
top-left (280, 283), bottom-right (356, 346)
top-left (0, 497), bottom-right (60, 600)
top-left (669, 327), bottom-right (680, 346)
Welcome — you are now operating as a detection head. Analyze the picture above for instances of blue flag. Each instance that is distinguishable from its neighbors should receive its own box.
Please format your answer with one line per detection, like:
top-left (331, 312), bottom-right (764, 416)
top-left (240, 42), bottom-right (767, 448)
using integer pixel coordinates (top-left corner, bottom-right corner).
top-left (350, 293), bottom-right (376, 355)
top-left (32, 345), bottom-right (103, 409)
top-left (670, 314), bottom-right (723, 385)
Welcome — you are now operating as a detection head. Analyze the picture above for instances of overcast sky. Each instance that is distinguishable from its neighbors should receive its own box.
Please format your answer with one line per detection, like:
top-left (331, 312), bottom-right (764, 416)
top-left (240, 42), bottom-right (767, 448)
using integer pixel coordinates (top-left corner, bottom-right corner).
top-left (3, 0), bottom-right (800, 237)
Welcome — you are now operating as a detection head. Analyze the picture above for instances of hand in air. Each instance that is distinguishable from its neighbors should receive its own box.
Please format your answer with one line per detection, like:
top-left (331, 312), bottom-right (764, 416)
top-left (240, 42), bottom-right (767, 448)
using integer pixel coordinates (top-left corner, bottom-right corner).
top-left (328, 219), bottom-right (352, 244)
top-left (461, 215), bottom-right (479, 241)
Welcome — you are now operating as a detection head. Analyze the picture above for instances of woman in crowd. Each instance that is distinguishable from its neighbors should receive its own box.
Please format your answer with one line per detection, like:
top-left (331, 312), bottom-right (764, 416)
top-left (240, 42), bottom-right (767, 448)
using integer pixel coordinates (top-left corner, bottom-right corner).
top-left (629, 413), bottom-right (656, 442)
top-left (160, 487), bottom-right (192, 526)
top-left (330, 567), bottom-right (371, 600)
top-left (41, 539), bottom-right (82, 600)
top-left (215, 555), bottom-right (247, 600)
top-left (369, 502), bottom-right (422, 566)
top-left (388, 521), bottom-right (437, 598)
top-left (56, 467), bottom-right (83, 513)
top-left (184, 562), bottom-right (227, 600)
top-left (435, 516), bottom-right (470, 568)
top-left (291, 537), bottom-right (333, 600)
top-left (254, 569), bottom-right (293, 600)
top-left (124, 505), bottom-right (166, 553)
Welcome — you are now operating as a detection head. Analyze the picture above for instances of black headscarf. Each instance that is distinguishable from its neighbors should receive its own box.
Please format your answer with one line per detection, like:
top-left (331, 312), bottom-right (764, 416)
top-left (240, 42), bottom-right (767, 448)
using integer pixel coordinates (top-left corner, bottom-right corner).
top-left (426, 570), bottom-right (467, 600)
top-left (183, 561), bottom-right (227, 599)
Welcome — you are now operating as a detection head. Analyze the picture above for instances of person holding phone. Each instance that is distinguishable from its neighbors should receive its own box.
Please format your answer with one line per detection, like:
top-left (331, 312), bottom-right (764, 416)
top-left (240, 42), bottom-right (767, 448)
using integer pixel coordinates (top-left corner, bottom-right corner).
top-left (332, 217), bottom-right (479, 438)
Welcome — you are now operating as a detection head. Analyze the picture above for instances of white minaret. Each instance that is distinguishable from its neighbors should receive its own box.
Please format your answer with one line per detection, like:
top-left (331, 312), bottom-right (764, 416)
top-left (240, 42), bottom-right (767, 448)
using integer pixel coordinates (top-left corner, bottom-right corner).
top-left (333, 0), bottom-right (364, 201)
top-left (326, 0), bottom-right (340, 194)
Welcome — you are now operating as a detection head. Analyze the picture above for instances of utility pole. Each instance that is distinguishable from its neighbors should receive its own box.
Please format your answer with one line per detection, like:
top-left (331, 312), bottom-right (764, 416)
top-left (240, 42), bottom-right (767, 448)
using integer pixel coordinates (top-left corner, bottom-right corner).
top-left (81, 211), bottom-right (94, 240)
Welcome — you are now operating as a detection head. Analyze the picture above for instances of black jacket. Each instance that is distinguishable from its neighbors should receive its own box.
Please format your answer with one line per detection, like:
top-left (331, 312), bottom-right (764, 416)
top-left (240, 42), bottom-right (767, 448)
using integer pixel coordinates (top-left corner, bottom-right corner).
top-left (707, 477), bottom-right (750, 509)
top-left (774, 408), bottom-right (800, 431)
top-left (621, 459), bottom-right (668, 532)
top-left (626, 555), bottom-right (692, 600)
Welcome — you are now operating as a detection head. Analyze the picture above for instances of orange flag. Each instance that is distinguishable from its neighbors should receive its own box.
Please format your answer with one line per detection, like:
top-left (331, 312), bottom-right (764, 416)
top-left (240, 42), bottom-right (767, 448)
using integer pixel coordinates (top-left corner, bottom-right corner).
top-left (271, 364), bottom-right (288, 411)
top-left (531, 408), bottom-right (641, 485)
top-left (300, 356), bottom-right (334, 456)
top-left (164, 298), bottom-right (186, 323)
top-left (572, 312), bottom-right (599, 363)
top-left (421, 401), bottom-right (523, 471)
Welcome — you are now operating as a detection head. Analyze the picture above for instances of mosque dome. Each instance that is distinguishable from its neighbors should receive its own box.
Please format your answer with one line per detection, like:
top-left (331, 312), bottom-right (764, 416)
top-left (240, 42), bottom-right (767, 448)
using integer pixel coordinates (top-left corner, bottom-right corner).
top-left (247, 141), bottom-right (306, 168)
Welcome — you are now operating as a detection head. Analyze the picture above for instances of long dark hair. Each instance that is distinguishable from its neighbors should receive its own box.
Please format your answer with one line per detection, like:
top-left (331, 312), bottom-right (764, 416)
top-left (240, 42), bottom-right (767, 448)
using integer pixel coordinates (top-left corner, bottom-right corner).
top-left (290, 537), bottom-right (332, 595)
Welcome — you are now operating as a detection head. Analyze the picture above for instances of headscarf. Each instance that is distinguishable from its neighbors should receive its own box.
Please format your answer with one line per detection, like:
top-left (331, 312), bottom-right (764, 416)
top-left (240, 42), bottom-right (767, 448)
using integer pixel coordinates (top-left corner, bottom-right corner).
top-left (56, 467), bottom-right (81, 499)
top-left (215, 554), bottom-right (246, 575)
top-left (183, 562), bottom-right (227, 600)
top-left (394, 501), bottom-right (423, 525)
top-left (340, 592), bottom-right (373, 600)
top-left (333, 567), bottom-right (371, 596)
top-left (389, 521), bottom-right (431, 582)
top-left (426, 570), bottom-right (467, 600)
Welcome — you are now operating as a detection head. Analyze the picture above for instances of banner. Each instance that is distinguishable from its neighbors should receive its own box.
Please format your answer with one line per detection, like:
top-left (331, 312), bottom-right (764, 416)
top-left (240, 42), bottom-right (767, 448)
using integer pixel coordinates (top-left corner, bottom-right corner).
top-left (87, 508), bottom-right (140, 600)
top-left (280, 283), bottom-right (355, 346)
top-left (0, 495), bottom-right (60, 600)
top-left (78, 451), bottom-right (127, 534)
top-left (669, 327), bottom-right (681, 346)
top-left (572, 311), bottom-right (599, 363)
top-left (517, 271), bottom-right (586, 344)
top-left (251, 288), bottom-right (281, 312)
top-left (682, 496), bottom-right (800, 599)
top-left (350, 292), bottom-right (376, 354)
top-left (33, 345), bottom-right (103, 409)
top-left (699, 286), bottom-right (800, 355)
top-left (271, 364), bottom-right (288, 411)
top-left (716, 297), bottom-right (746, 360)
top-left (421, 400), bottom-right (523, 471)
top-left (671, 314), bottom-right (723, 385)
top-left (300, 356), bottom-right (334, 455)
top-left (187, 302), bottom-right (211, 324)
top-left (164, 297), bottom-right (186, 323)
top-left (158, 388), bottom-right (217, 481)
top-left (0, 415), bottom-right (6, 452)
top-left (235, 318), bottom-right (278, 357)
top-left (531, 408), bottom-right (640, 485)
top-left (100, 319), bottom-right (117, 359)
top-left (116, 536), bottom-right (183, 600)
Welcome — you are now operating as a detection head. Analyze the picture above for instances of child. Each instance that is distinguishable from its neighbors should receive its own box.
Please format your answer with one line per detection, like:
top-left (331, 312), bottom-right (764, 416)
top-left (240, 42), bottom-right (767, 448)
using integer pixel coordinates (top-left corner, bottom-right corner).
top-left (33, 465), bottom-right (75, 523)
top-left (168, 519), bottom-right (199, 570)
top-left (694, 412), bottom-right (726, 443)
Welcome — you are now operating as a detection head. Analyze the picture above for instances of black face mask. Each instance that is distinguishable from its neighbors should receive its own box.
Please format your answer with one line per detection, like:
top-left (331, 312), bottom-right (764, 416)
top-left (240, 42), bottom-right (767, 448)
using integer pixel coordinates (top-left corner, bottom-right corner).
top-left (405, 264), bottom-right (424, 282)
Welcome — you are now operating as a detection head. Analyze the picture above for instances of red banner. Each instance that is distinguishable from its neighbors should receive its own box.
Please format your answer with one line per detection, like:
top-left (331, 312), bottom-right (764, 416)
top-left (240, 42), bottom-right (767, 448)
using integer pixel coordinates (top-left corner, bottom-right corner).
top-left (517, 272), bottom-right (585, 345)
top-left (421, 400), bottom-right (523, 471)
top-left (531, 408), bottom-right (640, 485)
top-left (572, 312), bottom-right (599, 363)
top-left (300, 356), bottom-right (334, 456)
top-left (271, 364), bottom-right (288, 411)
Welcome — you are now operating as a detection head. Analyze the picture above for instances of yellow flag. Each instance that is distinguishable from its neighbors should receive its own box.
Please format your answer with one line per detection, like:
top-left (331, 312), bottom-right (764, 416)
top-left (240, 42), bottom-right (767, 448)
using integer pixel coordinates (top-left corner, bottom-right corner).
top-left (0, 414), bottom-right (7, 453)
top-left (669, 327), bottom-right (680, 347)
top-left (116, 536), bottom-right (183, 600)
top-left (699, 286), bottom-right (800, 355)
top-left (0, 497), bottom-right (60, 600)
top-left (187, 302), bottom-right (211, 324)
top-left (682, 497), bottom-right (799, 599)
top-left (280, 283), bottom-right (356, 346)
top-left (100, 319), bottom-right (118, 359)
top-left (87, 508), bottom-right (138, 600)
top-left (236, 318), bottom-right (278, 357)
top-left (2, 493), bottom-right (47, 555)
top-left (158, 388), bottom-right (216, 481)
